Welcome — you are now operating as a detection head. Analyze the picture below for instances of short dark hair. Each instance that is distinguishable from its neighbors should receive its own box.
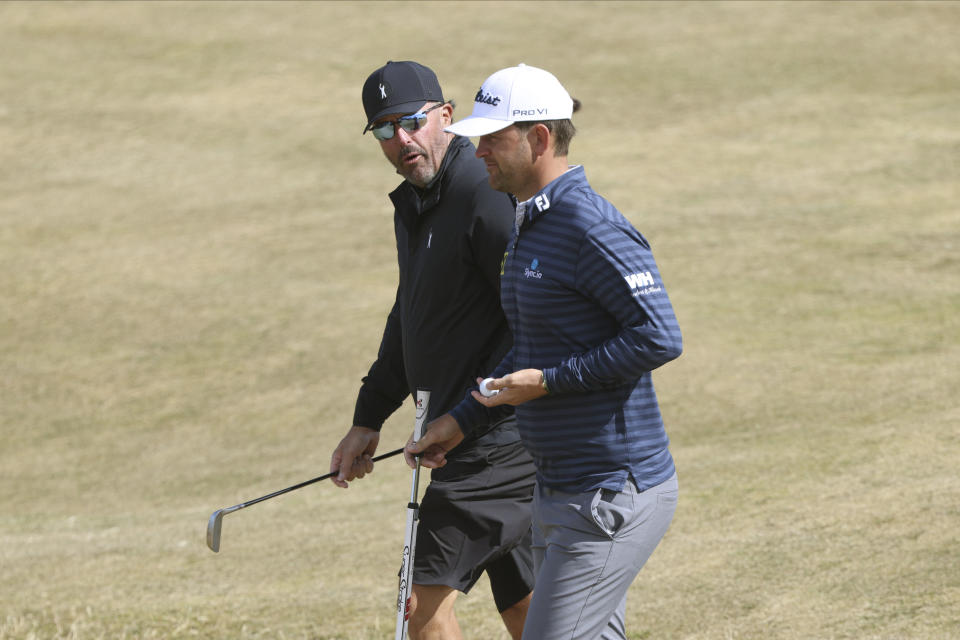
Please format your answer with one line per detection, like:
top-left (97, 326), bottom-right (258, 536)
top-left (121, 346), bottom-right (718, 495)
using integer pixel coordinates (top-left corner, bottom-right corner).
top-left (514, 98), bottom-right (581, 156)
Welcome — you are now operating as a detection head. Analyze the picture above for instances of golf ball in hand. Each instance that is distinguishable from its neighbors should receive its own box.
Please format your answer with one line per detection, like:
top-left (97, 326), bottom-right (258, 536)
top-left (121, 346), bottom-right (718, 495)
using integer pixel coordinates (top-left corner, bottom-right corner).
top-left (479, 378), bottom-right (499, 397)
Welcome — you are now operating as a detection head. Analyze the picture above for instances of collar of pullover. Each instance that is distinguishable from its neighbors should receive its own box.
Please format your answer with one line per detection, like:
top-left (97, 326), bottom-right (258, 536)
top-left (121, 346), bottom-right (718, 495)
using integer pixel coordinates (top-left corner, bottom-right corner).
top-left (514, 165), bottom-right (585, 234)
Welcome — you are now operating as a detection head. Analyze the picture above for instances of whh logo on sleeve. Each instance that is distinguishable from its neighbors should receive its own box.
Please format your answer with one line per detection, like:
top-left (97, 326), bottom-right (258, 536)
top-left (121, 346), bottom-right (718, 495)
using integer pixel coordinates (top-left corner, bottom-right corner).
top-left (625, 271), bottom-right (662, 296)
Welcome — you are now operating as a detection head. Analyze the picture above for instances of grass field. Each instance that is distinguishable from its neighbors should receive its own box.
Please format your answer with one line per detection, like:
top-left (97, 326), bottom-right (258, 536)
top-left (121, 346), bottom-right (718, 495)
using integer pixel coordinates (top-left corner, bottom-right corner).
top-left (1, 1), bottom-right (958, 638)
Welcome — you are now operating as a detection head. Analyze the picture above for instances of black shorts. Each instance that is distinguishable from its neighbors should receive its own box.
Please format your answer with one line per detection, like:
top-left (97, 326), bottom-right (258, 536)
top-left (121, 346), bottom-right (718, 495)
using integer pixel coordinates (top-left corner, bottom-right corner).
top-left (414, 436), bottom-right (536, 612)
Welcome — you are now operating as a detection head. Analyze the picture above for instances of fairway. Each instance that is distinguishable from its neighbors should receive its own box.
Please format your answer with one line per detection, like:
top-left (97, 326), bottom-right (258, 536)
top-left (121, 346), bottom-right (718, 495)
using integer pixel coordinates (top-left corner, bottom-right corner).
top-left (2, 2), bottom-right (958, 638)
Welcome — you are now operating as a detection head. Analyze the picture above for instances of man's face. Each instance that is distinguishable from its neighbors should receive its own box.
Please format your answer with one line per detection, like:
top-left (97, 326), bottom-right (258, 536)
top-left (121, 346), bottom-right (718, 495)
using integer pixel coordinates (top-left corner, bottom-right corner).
top-left (374, 102), bottom-right (453, 188)
top-left (475, 125), bottom-right (535, 199)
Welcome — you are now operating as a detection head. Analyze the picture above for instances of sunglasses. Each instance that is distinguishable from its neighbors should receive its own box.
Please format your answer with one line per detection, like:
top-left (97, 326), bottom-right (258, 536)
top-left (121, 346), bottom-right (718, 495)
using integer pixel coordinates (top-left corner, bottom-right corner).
top-left (370, 102), bottom-right (447, 141)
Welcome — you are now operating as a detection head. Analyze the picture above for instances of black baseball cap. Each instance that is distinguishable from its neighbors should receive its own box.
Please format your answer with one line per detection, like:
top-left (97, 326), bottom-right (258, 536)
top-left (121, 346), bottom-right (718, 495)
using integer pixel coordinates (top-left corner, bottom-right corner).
top-left (362, 61), bottom-right (445, 133)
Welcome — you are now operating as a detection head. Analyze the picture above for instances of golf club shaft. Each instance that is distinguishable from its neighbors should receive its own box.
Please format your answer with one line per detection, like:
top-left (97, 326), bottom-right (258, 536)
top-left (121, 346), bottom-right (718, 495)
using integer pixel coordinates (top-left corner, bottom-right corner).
top-left (207, 446), bottom-right (407, 553)
top-left (233, 446), bottom-right (404, 511)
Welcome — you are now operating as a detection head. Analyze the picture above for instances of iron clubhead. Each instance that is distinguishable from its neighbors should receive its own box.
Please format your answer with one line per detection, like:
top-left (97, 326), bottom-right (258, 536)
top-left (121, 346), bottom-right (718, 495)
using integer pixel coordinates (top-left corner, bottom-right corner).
top-left (207, 509), bottom-right (224, 552)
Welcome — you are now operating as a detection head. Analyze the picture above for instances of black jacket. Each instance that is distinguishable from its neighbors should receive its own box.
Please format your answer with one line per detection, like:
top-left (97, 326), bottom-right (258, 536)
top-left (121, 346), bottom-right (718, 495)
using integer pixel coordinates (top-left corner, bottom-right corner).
top-left (353, 136), bottom-right (517, 451)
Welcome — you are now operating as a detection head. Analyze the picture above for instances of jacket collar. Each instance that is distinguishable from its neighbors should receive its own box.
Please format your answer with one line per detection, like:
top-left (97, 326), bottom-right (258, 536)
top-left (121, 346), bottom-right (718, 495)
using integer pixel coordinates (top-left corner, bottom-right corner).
top-left (390, 136), bottom-right (471, 226)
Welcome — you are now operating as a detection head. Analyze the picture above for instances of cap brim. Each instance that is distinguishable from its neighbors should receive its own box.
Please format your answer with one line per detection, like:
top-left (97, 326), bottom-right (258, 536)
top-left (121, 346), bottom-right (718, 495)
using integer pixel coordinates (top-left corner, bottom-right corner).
top-left (363, 99), bottom-right (429, 133)
top-left (444, 117), bottom-right (513, 137)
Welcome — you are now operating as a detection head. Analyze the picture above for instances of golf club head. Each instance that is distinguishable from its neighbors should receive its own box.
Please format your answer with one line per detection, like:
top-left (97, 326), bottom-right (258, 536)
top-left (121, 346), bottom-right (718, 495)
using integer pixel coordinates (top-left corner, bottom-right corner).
top-left (207, 509), bottom-right (224, 552)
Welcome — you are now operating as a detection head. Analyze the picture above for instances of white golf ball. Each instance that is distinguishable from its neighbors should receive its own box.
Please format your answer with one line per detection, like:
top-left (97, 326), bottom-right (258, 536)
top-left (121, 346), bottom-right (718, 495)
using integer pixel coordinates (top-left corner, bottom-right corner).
top-left (479, 378), bottom-right (499, 397)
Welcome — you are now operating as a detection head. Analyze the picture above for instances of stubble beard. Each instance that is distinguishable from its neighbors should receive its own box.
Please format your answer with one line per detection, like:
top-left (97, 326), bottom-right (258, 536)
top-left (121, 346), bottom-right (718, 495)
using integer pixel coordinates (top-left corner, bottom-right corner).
top-left (487, 169), bottom-right (508, 194)
top-left (486, 136), bottom-right (531, 198)
top-left (488, 160), bottom-right (525, 198)
top-left (399, 144), bottom-right (445, 189)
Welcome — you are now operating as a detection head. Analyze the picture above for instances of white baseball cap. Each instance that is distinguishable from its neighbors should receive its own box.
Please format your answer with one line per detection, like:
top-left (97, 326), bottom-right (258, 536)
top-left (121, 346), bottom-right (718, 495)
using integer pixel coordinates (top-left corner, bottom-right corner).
top-left (445, 64), bottom-right (574, 137)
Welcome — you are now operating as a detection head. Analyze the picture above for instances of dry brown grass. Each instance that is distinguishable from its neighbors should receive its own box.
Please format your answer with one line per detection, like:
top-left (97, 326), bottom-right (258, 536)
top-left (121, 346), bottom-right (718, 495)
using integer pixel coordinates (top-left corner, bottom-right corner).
top-left (2, 2), bottom-right (958, 638)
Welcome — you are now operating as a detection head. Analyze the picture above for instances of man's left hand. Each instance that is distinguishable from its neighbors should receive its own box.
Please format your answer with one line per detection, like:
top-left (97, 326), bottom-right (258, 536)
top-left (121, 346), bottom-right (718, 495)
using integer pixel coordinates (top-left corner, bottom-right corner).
top-left (471, 369), bottom-right (548, 407)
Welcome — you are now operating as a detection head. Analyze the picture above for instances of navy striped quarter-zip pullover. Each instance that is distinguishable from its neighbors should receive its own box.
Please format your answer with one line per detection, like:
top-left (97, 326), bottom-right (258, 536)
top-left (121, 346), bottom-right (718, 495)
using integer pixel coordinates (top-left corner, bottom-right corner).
top-left (450, 166), bottom-right (683, 493)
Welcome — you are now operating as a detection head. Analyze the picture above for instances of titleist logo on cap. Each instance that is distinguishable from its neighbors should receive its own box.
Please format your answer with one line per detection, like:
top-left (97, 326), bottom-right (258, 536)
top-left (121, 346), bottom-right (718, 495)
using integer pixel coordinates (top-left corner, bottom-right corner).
top-left (474, 90), bottom-right (501, 106)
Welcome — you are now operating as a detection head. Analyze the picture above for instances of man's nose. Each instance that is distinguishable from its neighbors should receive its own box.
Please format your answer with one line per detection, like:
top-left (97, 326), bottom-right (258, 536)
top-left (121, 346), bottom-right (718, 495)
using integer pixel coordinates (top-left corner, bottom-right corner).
top-left (395, 124), bottom-right (415, 144)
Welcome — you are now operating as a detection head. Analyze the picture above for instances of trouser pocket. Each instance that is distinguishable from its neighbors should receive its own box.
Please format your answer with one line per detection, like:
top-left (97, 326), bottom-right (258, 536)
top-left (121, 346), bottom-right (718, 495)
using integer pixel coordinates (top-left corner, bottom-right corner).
top-left (591, 486), bottom-right (633, 538)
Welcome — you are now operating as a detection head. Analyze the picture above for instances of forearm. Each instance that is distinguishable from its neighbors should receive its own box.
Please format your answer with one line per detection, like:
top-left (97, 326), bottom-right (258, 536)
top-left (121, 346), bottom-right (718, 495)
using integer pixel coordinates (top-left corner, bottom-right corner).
top-left (546, 323), bottom-right (682, 394)
top-left (353, 295), bottom-right (408, 429)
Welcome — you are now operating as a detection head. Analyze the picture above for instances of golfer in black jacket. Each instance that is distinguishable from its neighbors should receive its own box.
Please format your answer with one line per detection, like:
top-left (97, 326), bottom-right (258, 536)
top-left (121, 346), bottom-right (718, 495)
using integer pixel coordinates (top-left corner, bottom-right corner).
top-left (328, 61), bottom-right (535, 640)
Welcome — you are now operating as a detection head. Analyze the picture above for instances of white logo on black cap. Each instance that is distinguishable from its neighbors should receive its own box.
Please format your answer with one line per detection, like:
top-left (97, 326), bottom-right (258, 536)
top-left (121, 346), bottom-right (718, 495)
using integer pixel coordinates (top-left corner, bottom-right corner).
top-left (379, 83), bottom-right (387, 99)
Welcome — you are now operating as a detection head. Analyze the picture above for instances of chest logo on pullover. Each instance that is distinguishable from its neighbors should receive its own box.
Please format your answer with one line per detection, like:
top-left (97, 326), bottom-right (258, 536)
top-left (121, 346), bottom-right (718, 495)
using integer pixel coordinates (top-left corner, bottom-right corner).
top-left (625, 271), bottom-right (662, 296)
top-left (524, 258), bottom-right (543, 279)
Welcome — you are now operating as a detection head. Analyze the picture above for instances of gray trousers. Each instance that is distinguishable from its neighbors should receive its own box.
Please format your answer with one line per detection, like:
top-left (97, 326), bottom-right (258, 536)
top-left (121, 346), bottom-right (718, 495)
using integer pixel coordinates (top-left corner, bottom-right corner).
top-left (523, 473), bottom-right (679, 640)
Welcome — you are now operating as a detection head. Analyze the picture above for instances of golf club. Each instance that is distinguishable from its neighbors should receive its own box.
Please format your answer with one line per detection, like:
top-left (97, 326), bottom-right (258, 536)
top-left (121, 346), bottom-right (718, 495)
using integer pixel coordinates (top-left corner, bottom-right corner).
top-left (206, 446), bottom-right (404, 552)
top-left (395, 389), bottom-right (430, 640)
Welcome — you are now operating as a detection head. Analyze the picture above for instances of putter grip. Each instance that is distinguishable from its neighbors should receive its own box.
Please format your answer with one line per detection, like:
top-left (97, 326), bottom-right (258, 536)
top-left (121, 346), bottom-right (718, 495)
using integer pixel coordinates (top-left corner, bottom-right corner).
top-left (412, 389), bottom-right (430, 442)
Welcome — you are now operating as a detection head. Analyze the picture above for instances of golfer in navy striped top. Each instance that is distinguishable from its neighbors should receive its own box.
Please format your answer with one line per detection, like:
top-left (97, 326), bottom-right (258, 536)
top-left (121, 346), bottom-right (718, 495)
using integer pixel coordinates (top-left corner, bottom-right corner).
top-left (407, 64), bottom-right (682, 640)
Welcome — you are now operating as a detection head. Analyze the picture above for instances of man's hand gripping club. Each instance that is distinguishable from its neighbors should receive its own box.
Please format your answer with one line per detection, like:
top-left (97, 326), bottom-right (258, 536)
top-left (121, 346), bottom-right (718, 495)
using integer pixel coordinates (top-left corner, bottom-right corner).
top-left (330, 425), bottom-right (381, 488)
top-left (404, 414), bottom-right (465, 470)
top-left (404, 369), bottom-right (547, 469)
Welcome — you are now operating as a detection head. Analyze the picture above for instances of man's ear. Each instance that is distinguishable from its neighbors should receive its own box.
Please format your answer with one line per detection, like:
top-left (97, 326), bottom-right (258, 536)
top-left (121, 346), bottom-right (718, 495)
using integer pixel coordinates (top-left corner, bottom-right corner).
top-left (440, 103), bottom-right (454, 127)
top-left (527, 123), bottom-right (552, 158)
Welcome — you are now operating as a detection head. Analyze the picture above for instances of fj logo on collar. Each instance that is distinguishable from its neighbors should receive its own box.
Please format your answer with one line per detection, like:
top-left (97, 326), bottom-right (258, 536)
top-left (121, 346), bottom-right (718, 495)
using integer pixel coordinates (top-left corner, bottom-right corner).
top-left (534, 194), bottom-right (550, 212)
